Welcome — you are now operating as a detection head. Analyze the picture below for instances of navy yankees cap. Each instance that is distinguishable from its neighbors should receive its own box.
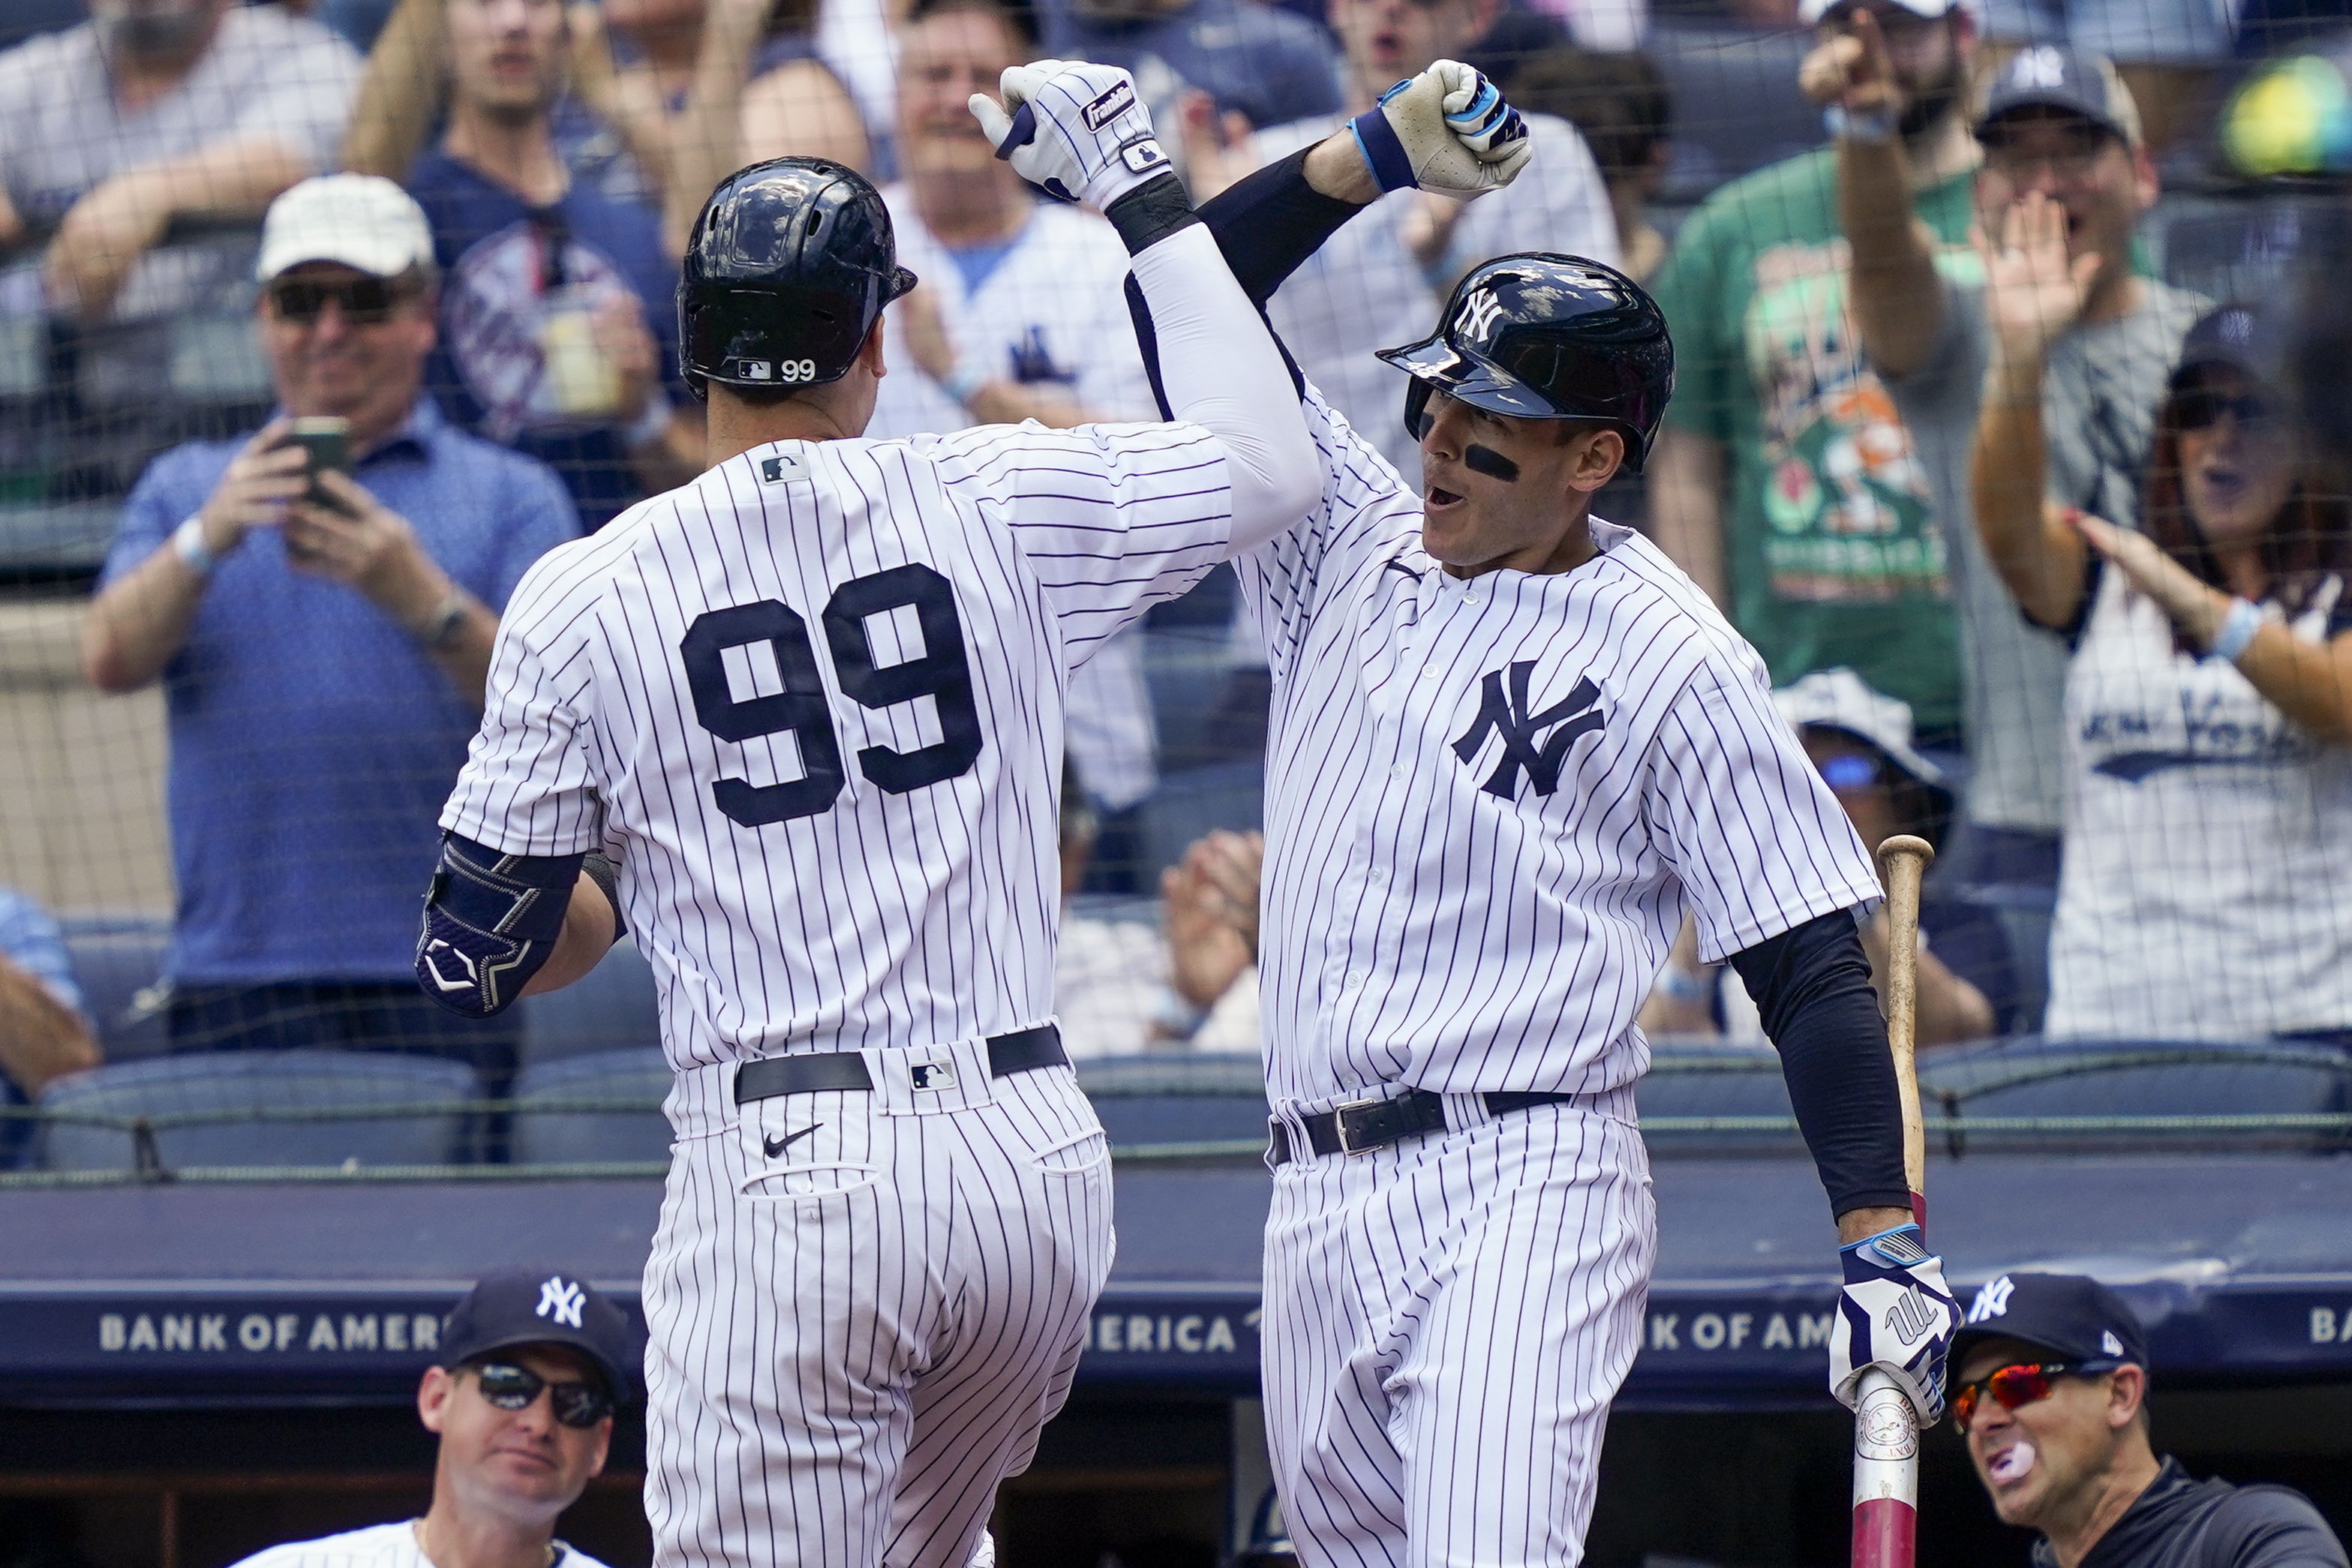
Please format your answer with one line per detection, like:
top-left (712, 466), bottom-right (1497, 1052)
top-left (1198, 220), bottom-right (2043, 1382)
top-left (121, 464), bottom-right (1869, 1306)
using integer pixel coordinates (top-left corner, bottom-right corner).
top-left (1976, 46), bottom-right (2142, 148)
top-left (2170, 302), bottom-right (2294, 397)
top-left (1952, 1272), bottom-right (2149, 1372)
top-left (437, 1267), bottom-right (641, 1401)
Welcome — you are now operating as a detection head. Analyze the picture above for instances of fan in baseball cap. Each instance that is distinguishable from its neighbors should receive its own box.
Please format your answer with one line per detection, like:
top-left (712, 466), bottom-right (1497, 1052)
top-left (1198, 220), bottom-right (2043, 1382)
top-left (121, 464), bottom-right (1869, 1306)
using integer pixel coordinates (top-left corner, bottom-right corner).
top-left (255, 173), bottom-right (438, 284)
top-left (1798, 0), bottom-right (1973, 26)
top-left (1975, 45), bottom-right (2144, 148)
top-left (437, 1267), bottom-right (641, 1402)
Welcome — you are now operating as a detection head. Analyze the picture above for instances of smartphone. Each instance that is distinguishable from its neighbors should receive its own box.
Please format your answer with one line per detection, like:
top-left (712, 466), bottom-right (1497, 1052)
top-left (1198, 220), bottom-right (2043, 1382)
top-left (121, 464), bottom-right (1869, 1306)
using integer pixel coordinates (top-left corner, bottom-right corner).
top-left (287, 416), bottom-right (350, 506)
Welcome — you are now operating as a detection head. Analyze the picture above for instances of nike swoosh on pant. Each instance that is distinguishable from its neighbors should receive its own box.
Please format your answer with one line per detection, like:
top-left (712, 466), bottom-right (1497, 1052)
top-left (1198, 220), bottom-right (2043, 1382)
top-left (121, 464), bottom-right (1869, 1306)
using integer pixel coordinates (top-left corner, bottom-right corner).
top-left (763, 1124), bottom-right (822, 1160)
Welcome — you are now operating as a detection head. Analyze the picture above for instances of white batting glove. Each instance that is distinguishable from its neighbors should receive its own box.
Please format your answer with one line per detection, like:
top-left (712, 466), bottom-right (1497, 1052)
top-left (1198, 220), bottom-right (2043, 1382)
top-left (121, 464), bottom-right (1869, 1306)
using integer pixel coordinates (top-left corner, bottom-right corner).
top-left (970, 60), bottom-right (1173, 210)
top-left (1345, 59), bottom-right (1533, 200)
top-left (1828, 1224), bottom-right (1960, 1422)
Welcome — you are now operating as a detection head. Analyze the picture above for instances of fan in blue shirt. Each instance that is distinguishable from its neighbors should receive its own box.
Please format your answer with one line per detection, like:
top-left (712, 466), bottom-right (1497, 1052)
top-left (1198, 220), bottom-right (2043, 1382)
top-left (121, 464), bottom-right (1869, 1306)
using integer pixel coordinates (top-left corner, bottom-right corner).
top-left (83, 175), bottom-right (580, 1092)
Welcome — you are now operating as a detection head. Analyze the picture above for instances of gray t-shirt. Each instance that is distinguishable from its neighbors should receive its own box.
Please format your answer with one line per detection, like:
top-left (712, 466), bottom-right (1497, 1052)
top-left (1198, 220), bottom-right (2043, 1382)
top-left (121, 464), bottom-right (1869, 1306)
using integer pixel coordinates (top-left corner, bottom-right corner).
top-left (1885, 274), bottom-right (2206, 835)
top-left (0, 9), bottom-right (360, 321)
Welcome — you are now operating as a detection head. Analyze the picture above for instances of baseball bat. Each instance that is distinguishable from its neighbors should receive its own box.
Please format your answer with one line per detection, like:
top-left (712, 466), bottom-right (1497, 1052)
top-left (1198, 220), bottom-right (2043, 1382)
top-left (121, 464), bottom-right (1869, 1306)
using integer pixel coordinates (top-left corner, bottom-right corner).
top-left (1852, 833), bottom-right (1933, 1568)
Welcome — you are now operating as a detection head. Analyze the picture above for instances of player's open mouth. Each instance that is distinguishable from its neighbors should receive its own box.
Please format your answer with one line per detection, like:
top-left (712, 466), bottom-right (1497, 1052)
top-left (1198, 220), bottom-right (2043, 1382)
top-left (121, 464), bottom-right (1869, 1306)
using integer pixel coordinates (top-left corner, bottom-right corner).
top-left (1425, 485), bottom-right (1464, 512)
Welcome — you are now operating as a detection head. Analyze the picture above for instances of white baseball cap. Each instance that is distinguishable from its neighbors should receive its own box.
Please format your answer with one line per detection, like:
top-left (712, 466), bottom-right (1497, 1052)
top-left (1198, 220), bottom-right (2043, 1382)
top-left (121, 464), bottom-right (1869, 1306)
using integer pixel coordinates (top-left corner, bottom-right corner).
top-left (1772, 668), bottom-right (1954, 819)
top-left (1798, 0), bottom-right (1977, 27)
top-left (255, 174), bottom-right (437, 283)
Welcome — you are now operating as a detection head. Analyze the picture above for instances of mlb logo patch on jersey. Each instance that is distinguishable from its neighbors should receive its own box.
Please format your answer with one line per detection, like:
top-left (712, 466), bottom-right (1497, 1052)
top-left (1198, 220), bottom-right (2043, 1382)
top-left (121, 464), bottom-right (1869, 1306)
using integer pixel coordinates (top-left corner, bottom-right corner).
top-left (761, 452), bottom-right (809, 484)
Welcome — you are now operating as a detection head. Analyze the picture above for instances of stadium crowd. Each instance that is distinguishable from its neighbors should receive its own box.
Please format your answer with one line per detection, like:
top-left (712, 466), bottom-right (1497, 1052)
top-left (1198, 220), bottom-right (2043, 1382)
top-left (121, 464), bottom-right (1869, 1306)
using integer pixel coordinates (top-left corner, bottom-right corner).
top-left (0, 0), bottom-right (2349, 1126)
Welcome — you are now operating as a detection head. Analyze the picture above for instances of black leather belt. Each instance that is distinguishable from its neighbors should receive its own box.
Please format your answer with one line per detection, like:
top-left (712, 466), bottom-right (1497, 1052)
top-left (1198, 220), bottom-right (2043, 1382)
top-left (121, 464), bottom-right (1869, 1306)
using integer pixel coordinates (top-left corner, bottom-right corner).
top-left (735, 1025), bottom-right (1067, 1104)
top-left (1267, 1086), bottom-right (1586, 1164)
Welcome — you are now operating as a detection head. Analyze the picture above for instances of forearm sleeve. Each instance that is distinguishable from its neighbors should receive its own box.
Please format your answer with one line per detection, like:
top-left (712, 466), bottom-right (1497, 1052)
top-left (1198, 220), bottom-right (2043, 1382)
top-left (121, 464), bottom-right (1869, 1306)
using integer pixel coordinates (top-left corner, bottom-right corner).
top-left (1726, 909), bottom-right (1912, 1219)
top-left (1200, 146), bottom-right (1366, 308)
top-left (1116, 181), bottom-right (1321, 551)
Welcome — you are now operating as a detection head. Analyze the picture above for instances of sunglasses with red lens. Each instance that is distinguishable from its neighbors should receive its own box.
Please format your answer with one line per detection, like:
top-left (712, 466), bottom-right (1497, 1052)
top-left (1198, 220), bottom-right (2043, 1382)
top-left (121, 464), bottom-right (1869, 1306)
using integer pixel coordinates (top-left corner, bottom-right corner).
top-left (1951, 1361), bottom-right (2076, 1431)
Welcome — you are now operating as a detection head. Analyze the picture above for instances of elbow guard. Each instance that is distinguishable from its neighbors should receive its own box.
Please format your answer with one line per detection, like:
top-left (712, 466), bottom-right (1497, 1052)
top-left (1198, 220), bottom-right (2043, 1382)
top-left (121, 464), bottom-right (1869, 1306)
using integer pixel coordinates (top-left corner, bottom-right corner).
top-left (415, 834), bottom-right (584, 1018)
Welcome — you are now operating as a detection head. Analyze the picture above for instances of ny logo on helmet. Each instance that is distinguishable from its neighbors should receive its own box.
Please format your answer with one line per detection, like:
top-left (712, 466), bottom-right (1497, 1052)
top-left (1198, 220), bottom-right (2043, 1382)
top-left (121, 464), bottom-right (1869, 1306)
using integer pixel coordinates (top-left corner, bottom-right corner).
top-left (1455, 287), bottom-right (1506, 343)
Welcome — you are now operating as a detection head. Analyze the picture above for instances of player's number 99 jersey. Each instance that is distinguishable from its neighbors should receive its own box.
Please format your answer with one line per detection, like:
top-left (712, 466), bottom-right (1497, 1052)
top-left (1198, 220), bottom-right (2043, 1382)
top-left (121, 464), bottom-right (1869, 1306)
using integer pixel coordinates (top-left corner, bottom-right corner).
top-left (440, 422), bottom-right (1236, 1071)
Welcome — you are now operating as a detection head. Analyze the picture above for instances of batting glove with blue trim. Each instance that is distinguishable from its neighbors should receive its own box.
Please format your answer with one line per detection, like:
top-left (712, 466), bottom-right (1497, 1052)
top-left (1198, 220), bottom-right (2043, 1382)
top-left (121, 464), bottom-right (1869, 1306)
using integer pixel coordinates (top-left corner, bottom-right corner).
top-left (1828, 1224), bottom-right (1959, 1421)
top-left (1346, 59), bottom-right (1533, 199)
top-left (970, 60), bottom-right (1173, 210)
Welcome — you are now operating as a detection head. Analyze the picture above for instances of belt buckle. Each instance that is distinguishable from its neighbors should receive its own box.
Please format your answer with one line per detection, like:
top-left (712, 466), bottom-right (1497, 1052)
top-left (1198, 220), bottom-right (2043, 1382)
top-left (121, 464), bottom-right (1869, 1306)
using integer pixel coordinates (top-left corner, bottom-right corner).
top-left (1332, 1096), bottom-right (1388, 1156)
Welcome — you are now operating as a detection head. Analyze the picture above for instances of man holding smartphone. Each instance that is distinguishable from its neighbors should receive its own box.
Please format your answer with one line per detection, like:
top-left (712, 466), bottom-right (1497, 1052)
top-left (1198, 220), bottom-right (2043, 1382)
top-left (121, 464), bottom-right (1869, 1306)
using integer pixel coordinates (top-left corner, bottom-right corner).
top-left (80, 174), bottom-right (580, 1082)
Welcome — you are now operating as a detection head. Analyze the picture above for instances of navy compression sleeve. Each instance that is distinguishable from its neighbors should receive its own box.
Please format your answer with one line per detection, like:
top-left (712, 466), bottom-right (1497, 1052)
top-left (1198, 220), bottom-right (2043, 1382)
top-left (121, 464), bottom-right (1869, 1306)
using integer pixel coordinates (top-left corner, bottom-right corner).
top-left (1726, 909), bottom-right (1912, 1219)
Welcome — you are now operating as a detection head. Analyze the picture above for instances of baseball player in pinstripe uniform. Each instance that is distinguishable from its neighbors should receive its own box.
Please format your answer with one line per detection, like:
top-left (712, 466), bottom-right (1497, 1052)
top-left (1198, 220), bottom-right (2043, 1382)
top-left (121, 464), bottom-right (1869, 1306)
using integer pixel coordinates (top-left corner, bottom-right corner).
top-left (1129, 77), bottom-right (1968, 1568)
top-left (404, 55), bottom-right (1521, 1568)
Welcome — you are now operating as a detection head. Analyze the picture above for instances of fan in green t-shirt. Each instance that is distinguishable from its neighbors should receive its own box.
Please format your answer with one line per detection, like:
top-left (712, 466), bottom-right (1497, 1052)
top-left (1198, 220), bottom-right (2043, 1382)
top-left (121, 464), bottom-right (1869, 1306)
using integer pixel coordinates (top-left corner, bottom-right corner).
top-left (1648, 0), bottom-right (1985, 743)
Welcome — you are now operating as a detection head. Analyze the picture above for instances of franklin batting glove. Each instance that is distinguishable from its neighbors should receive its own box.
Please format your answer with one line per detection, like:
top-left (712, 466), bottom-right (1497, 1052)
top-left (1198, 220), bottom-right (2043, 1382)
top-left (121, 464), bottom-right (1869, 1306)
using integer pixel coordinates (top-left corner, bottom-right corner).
top-left (1347, 60), bottom-right (1533, 199)
top-left (1828, 1223), bottom-right (1960, 1421)
top-left (972, 60), bottom-right (1173, 210)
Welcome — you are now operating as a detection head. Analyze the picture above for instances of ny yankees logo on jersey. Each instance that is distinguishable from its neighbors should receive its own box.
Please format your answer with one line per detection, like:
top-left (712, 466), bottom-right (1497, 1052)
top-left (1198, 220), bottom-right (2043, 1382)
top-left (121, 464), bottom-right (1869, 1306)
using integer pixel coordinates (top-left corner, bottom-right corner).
top-left (1450, 664), bottom-right (1605, 799)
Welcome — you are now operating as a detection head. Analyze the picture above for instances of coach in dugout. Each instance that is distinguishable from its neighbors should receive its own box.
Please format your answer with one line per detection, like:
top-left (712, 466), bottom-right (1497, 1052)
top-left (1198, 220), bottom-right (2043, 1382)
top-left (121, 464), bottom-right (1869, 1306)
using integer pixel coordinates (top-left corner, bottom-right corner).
top-left (80, 175), bottom-right (579, 1087)
top-left (231, 1269), bottom-right (638, 1568)
top-left (1953, 1272), bottom-right (2347, 1568)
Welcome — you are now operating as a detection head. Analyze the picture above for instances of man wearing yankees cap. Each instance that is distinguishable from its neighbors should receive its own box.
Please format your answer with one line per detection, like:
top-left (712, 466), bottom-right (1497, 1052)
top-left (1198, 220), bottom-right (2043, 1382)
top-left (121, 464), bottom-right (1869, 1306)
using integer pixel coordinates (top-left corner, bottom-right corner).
top-left (1952, 1272), bottom-right (2346, 1568)
top-left (230, 1268), bottom-right (641, 1568)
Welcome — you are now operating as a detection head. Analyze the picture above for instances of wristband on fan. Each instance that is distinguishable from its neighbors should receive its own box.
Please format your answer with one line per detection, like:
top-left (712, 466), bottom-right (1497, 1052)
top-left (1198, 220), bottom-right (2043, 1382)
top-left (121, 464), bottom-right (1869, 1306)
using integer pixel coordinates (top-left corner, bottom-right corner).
top-left (174, 515), bottom-right (219, 576)
top-left (1152, 988), bottom-right (1209, 1041)
top-left (2209, 596), bottom-right (2263, 664)
top-left (1825, 104), bottom-right (1897, 143)
top-left (1656, 964), bottom-right (1713, 1005)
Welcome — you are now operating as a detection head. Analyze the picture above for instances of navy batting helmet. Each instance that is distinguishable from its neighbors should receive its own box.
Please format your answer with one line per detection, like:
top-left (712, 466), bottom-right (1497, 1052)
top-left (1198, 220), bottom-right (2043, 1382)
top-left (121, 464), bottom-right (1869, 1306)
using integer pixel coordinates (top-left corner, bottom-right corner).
top-left (1376, 253), bottom-right (1674, 472)
top-left (677, 157), bottom-right (917, 400)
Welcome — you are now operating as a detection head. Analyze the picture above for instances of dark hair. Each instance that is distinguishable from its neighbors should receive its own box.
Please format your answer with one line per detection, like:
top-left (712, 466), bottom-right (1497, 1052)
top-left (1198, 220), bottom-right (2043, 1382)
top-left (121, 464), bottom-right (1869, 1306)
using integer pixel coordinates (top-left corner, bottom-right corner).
top-left (902, 0), bottom-right (1040, 47)
top-left (2143, 366), bottom-right (2352, 655)
top-left (1500, 47), bottom-right (1672, 185)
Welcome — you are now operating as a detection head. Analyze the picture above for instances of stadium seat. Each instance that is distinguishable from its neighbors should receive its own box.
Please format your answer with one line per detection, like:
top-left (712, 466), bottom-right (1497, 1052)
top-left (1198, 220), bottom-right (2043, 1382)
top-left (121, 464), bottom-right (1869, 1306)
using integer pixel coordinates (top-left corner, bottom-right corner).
top-left (36, 1050), bottom-right (481, 1174)
top-left (517, 940), bottom-right (660, 1068)
top-left (1633, 1041), bottom-right (1807, 1155)
top-left (61, 916), bottom-right (173, 1063)
top-left (509, 1047), bottom-right (671, 1167)
top-left (1073, 1053), bottom-right (1268, 1150)
top-left (1918, 1037), bottom-right (2352, 1154)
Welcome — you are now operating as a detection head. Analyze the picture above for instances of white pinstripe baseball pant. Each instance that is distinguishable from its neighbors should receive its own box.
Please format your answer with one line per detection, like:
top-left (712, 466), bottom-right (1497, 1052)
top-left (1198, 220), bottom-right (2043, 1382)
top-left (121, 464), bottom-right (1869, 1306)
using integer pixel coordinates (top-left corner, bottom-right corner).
top-left (644, 1040), bottom-right (1115, 1568)
top-left (1260, 1090), bottom-right (1657, 1568)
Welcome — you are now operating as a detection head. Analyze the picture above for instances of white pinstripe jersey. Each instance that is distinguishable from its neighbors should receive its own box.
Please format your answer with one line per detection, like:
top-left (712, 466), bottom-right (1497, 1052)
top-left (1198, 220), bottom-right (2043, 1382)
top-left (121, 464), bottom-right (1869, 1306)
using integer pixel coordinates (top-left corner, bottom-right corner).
top-left (441, 422), bottom-right (1233, 1070)
top-left (1241, 392), bottom-right (1882, 1105)
top-left (230, 1522), bottom-right (611, 1568)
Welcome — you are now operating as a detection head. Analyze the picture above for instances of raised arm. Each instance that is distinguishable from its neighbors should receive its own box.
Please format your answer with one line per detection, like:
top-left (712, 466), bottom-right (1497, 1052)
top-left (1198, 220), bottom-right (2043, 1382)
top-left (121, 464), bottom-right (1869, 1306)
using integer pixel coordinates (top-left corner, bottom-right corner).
top-left (1809, 12), bottom-right (1947, 380)
top-left (342, 0), bottom-right (446, 179)
top-left (1969, 194), bottom-right (2096, 629)
top-left (976, 62), bottom-right (1320, 548)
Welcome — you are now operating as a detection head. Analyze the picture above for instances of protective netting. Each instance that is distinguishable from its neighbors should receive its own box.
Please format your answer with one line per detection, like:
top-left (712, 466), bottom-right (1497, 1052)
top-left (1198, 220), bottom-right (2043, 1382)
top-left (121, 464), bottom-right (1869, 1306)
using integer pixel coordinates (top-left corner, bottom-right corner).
top-left (3, 0), bottom-right (2348, 1183)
